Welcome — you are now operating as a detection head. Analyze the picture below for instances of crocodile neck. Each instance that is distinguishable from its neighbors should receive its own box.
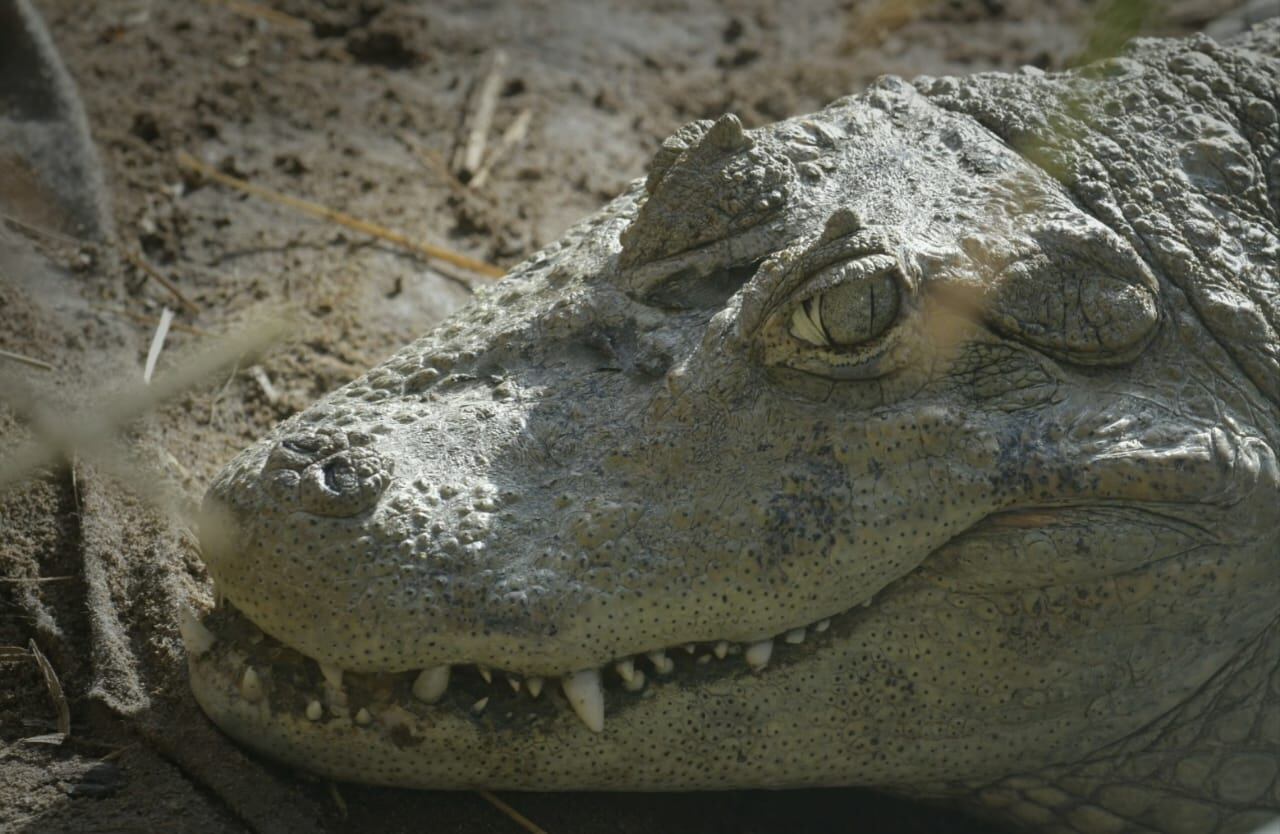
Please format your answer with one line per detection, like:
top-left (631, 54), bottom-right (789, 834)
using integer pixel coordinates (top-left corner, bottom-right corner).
top-left (964, 620), bottom-right (1280, 833)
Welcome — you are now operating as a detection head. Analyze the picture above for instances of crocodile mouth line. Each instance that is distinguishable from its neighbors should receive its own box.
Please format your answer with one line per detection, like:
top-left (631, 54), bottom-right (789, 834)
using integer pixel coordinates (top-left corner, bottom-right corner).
top-left (185, 501), bottom-right (1213, 737)
top-left (183, 590), bottom-right (881, 737)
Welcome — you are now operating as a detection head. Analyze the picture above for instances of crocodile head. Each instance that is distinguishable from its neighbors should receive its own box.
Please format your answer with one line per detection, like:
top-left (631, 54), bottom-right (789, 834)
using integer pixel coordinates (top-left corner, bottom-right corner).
top-left (187, 72), bottom-right (1280, 819)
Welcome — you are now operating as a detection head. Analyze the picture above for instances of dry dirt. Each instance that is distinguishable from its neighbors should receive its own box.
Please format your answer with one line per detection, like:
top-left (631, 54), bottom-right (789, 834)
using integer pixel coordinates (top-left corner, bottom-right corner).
top-left (0, 1), bottom-right (1249, 832)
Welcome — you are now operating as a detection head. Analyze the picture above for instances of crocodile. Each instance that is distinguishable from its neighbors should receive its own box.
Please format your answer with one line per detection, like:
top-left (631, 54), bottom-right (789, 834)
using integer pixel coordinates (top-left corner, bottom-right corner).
top-left (185, 26), bottom-right (1280, 834)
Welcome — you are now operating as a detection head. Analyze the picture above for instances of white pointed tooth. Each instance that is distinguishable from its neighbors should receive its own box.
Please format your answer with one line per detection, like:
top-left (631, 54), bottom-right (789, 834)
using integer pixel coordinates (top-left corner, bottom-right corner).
top-left (683, 643), bottom-right (696, 654)
top-left (615, 658), bottom-right (635, 683)
top-left (561, 668), bottom-right (605, 733)
top-left (319, 663), bottom-right (343, 689)
top-left (305, 699), bottom-right (323, 721)
top-left (527, 677), bottom-right (544, 698)
top-left (784, 628), bottom-right (805, 644)
top-left (647, 651), bottom-right (674, 675)
top-left (240, 666), bottom-right (263, 702)
top-left (508, 675), bottom-right (522, 693)
top-left (355, 707), bottom-right (372, 725)
top-left (178, 606), bottom-right (216, 656)
top-left (814, 618), bottom-right (830, 632)
top-left (713, 641), bottom-right (729, 659)
top-left (745, 639), bottom-right (773, 671)
top-left (472, 696), bottom-right (489, 714)
top-left (411, 666), bottom-right (450, 704)
top-left (623, 668), bottom-right (646, 692)
top-left (478, 665), bottom-right (493, 684)
top-left (697, 654), bottom-right (711, 665)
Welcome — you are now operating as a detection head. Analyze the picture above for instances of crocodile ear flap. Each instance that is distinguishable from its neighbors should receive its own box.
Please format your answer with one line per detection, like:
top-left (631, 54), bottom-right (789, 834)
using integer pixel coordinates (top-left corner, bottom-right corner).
top-left (644, 119), bottom-right (713, 193)
top-left (642, 114), bottom-right (754, 194)
top-left (818, 208), bottom-right (864, 244)
top-left (704, 113), bottom-right (752, 153)
top-left (981, 220), bottom-right (1161, 366)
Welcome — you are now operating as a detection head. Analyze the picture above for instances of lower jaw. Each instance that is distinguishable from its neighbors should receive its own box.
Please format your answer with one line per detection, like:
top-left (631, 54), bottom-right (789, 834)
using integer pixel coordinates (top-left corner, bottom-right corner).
top-left (186, 640), bottom-right (889, 792)
top-left (182, 601), bottom-right (898, 790)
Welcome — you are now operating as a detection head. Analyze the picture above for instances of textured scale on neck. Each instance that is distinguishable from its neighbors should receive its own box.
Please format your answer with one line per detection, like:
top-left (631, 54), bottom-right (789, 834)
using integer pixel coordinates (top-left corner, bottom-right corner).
top-left (963, 623), bottom-right (1280, 833)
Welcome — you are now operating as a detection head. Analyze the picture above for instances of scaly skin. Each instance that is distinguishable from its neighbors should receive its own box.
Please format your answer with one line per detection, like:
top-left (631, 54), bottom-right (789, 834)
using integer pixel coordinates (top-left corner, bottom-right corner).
top-left (186, 28), bottom-right (1280, 834)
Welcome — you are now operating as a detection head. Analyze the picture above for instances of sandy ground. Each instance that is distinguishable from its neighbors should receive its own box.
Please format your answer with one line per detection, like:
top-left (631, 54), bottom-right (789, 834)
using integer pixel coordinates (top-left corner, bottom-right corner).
top-left (0, 1), bottom-right (1248, 832)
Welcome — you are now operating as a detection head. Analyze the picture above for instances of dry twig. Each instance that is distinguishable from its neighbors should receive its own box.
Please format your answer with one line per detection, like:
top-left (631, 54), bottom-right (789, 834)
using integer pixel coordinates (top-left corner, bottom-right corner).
top-left (455, 50), bottom-right (509, 179)
top-left (475, 790), bottom-right (551, 834)
top-left (327, 781), bottom-right (348, 819)
top-left (248, 365), bottom-right (279, 404)
top-left (0, 576), bottom-right (76, 584)
top-left (176, 151), bottom-right (504, 279)
top-left (124, 249), bottom-right (201, 315)
top-left (200, 0), bottom-right (310, 32)
top-left (0, 348), bottom-right (54, 372)
top-left (470, 108), bottom-right (532, 190)
top-left (95, 305), bottom-right (210, 337)
top-left (143, 308), bottom-right (176, 384)
top-left (28, 639), bottom-right (70, 739)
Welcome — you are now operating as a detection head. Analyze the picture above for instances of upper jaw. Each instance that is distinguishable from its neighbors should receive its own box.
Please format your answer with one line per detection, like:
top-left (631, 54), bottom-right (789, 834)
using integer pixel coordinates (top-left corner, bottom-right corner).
top-left (184, 588), bottom-right (856, 739)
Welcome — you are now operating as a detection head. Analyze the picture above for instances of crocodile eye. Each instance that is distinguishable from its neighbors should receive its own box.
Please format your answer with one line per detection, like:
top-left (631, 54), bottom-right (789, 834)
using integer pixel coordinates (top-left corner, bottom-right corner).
top-left (788, 258), bottom-right (901, 348)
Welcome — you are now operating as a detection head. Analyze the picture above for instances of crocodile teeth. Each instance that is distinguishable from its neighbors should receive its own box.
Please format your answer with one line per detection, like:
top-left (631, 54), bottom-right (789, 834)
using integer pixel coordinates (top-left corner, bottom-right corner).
top-left (355, 707), bottom-right (372, 725)
top-left (623, 668), bottom-right (646, 692)
top-left (562, 669), bottom-right (605, 733)
top-left (527, 677), bottom-right (544, 698)
top-left (745, 639), bottom-right (773, 671)
top-left (508, 676), bottom-right (522, 693)
top-left (615, 659), bottom-right (635, 683)
top-left (814, 618), bottom-right (830, 632)
top-left (472, 697), bottom-right (489, 714)
top-left (647, 650), bottom-right (674, 675)
top-left (240, 666), bottom-right (264, 702)
top-left (319, 663), bottom-right (343, 690)
top-left (178, 607), bottom-right (216, 656)
top-left (411, 666), bottom-right (450, 704)
top-left (682, 643), bottom-right (697, 654)
top-left (784, 628), bottom-right (805, 644)
top-left (713, 641), bottom-right (729, 659)
top-left (305, 700), bottom-right (323, 721)
top-left (478, 665), bottom-right (493, 684)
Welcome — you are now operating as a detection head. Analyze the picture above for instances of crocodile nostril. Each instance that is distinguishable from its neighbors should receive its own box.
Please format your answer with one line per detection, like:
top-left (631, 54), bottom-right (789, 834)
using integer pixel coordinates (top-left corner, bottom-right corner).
top-left (323, 457), bottom-right (360, 494)
top-left (296, 447), bottom-right (394, 518)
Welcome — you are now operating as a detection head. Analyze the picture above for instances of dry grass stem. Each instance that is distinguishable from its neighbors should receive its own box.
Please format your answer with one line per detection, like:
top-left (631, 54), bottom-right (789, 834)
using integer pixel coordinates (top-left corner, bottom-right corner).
top-left (96, 305), bottom-right (210, 337)
top-left (248, 365), bottom-right (279, 404)
top-left (124, 249), bottom-right (201, 315)
top-left (327, 781), bottom-right (348, 819)
top-left (28, 639), bottom-right (70, 738)
top-left (400, 133), bottom-right (469, 197)
top-left (0, 211), bottom-right (97, 249)
top-left (456, 50), bottom-right (508, 178)
top-left (176, 150), bottom-right (504, 279)
top-left (200, 0), bottom-right (310, 32)
top-left (475, 790), bottom-right (551, 834)
top-left (0, 576), bottom-right (76, 583)
top-left (143, 308), bottom-right (176, 384)
top-left (0, 348), bottom-right (54, 372)
top-left (470, 108), bottom-right (532, 190)
top-left (0, 316), bottom-right (289, 493)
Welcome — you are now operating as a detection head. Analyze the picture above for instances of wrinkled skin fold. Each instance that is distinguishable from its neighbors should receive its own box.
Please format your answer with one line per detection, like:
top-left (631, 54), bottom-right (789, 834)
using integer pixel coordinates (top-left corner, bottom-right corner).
top-left (188, 27), bottom-right (1280, 834)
